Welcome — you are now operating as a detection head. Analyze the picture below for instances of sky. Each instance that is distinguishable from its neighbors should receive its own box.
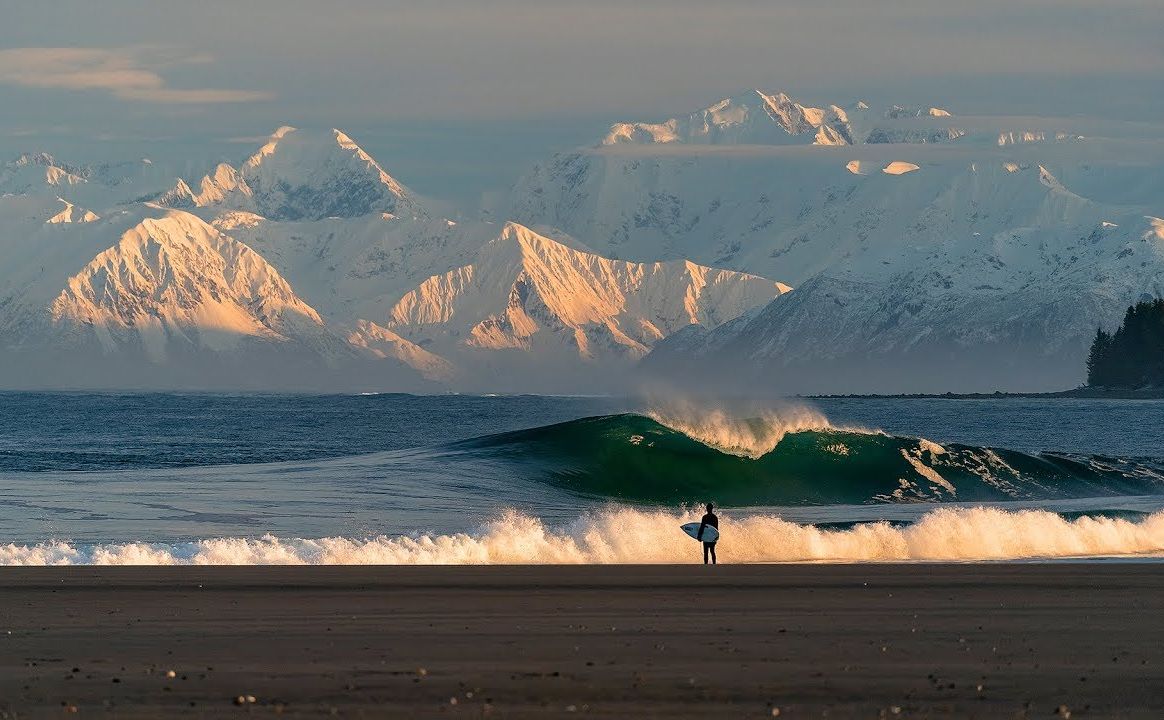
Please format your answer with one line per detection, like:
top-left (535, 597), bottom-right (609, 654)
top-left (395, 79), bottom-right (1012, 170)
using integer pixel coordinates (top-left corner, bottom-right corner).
top-left (1, 0), bottom-right (1161, 205)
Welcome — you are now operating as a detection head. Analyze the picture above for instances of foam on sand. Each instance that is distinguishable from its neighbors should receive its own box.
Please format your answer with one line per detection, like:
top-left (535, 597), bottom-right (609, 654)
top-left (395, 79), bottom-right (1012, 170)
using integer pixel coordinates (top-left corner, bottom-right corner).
top-left (4, 506), bottom-right (1164, 565)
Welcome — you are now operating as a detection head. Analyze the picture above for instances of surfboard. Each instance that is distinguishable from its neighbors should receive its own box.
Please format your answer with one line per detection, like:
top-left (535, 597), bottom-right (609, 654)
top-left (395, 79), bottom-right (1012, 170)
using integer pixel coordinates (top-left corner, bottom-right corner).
top-left (680, 522), bottom-right (719, 543)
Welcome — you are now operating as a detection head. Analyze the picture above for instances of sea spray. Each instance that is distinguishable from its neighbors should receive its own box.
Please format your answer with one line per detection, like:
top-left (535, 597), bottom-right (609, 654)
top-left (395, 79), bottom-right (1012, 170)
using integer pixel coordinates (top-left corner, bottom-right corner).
top-left (644, 397), bottom-right (835, 459)
top-left (6, 506), bottom-right (1164, 565)
top-left (642, 390), bottom-right (852, 458)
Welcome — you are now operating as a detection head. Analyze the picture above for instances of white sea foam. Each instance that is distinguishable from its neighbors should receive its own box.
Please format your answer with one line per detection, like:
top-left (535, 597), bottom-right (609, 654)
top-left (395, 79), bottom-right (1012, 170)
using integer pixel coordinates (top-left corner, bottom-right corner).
top-left (4, 507), bottom-right (1164, 566)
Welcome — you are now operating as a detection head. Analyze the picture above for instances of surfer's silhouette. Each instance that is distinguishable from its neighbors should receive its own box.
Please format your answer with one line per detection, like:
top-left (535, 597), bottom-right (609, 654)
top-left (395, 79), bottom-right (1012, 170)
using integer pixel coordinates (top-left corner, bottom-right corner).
top-left (697, 503), bottom-right (718, 565)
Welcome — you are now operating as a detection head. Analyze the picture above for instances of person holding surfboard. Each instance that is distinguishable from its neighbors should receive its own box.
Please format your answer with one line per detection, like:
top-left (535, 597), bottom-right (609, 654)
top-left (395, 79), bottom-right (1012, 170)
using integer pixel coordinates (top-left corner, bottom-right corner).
top-left (679, 506), bottom-right (721, 563)
top-left (697, 503), bottom-right (719, 565)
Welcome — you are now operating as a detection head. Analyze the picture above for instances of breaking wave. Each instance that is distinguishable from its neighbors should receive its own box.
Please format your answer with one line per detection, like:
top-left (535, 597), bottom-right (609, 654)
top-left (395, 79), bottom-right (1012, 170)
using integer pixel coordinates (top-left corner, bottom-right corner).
top-left (643, 400), bottom-right (833, 459)
top-left (451, 412), bottom-right (1164, 505)
top-left (5, 506), bottom-right (1164, 565)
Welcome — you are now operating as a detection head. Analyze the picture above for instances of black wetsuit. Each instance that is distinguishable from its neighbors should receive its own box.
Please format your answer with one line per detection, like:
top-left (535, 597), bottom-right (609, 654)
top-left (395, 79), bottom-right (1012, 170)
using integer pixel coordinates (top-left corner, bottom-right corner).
top-left (698, 512), bottom-right (718, 564)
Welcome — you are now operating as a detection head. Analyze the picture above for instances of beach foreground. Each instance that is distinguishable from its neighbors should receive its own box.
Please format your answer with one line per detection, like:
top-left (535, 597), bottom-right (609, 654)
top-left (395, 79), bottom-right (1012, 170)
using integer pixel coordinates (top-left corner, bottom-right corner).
top-left (1, 564), bottom-right (1162, 718)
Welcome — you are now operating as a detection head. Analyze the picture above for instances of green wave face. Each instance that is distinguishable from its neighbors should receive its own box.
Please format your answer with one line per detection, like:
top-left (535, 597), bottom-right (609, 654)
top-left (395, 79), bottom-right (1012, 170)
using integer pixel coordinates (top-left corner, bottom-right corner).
top-left (457, 414), bottom-right (1164, 506)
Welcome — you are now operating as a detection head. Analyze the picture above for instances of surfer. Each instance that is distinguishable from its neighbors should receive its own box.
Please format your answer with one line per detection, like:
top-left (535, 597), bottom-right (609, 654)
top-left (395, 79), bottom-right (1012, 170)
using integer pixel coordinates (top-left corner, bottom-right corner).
top-left (697, 503), bottom-right (718, 565)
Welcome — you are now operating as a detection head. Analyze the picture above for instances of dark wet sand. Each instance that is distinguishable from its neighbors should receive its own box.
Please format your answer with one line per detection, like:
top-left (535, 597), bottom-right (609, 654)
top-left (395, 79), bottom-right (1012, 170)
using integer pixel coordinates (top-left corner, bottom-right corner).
top-left (1, 564), bottom-right (1163, 718)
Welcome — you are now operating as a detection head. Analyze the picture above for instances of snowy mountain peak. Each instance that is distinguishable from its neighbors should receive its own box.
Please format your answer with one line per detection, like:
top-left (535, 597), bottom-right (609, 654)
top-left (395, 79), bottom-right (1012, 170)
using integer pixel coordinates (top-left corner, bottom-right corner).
top-left (153, 178), bottom-right (196, 207)
top-left (601, 89), bottom-right (852, 146)
top-left (599, 91), bottom-right (964, 147)
top-left (1, 152), bottom-right (89, 193)
top-left (202, 164), bottom-right (250, 205)
top-left (238, 125), bottom-right (419, 220)
top-left (332, 129), bottom-right (370, 155)
top-left (271, 125), bottom-right (297, 141)
top-left (48, 209), bottom-right (327, 360)
top-left (383, 222), bottom-right (786, 369)
top-left (46, 197), bottom-right (99, 224)
top-left (240, 125), bottom-right (300, 171)
top-left (154, 126), bottom-right (423, 221)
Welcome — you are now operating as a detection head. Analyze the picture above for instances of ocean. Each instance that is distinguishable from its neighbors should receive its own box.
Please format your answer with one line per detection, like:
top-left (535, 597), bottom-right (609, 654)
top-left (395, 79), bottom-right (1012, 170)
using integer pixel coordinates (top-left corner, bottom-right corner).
top-left (1, 392), bottom-right (1163, 564)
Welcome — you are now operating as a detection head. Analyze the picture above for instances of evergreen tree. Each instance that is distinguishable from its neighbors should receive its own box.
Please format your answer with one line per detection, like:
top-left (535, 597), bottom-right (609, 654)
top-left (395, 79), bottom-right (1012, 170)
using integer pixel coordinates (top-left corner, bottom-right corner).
top-left (1087, 298), bottom-right (1164, 388)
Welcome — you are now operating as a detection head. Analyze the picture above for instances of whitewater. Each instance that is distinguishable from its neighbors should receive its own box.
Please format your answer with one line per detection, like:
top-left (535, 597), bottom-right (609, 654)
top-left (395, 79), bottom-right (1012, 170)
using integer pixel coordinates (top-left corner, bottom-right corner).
top-left (5, 506), bottom-right (1164, 566)
top-left (2, 392), bottom-right (1164, 565)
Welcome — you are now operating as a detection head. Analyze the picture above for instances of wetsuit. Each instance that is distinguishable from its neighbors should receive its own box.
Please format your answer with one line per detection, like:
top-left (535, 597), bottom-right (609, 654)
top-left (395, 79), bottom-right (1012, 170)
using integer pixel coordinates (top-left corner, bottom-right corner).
top-left (697, 511), bottom-right (719, 564)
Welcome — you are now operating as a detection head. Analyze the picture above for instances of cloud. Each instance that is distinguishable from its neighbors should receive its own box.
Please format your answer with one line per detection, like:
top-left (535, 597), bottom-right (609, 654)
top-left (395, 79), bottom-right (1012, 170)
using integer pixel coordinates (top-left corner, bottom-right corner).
top-left (0, 47), bottom-right (272, 104)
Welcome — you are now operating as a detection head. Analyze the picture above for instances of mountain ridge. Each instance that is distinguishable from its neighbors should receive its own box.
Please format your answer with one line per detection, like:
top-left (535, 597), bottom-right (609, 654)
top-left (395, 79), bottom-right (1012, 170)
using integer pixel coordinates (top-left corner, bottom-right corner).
top-left (378, 221), bottom-right (786, 377)
top-left (0, 128), bottom-right (783, 391)
top-left (511, 90), bottom-right (1164, 391)
top-left (3, 90), bottom-right (1162, 392)
top-left (600, 89), bottom-right (958, 148)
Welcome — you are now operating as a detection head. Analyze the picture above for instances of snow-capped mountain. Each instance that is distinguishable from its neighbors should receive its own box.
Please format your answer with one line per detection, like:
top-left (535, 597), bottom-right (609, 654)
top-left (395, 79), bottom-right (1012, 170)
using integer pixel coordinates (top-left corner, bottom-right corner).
top-left (0, 153), bottom-right (88, 195)
top-left (215, 211), bottom-right (783, 389)
top-left (0, 205), bottom-right (342, 357)
top-left (644, 212), bottom-right (1164, 394)
top-left (0, 127), bottom-right (781, 391)
top-left (511, 91), bottom-right (1139, 278)
top-left (0, 152), bottom-right (177, 216)
top-left (157, 126), bottom-right (424, 221)
top-left (366, 222), bottom-right (784, 388)
top-left (47, 209), bottom-right (332, 359)
top-left (216, 212), bottom-right (485, 325)
top-left (511, 91), bottom-right (1164, 391)
top-left (46, 198), bottom-right (99, 224)
top-left (0, 201), bottom-right (440, 390)
top-left (600, 90), bottom-right (959, 147)
top-left (154, 163), bottom-right (246, 209)
top-left (5, 90), bottom-right (1160, 393)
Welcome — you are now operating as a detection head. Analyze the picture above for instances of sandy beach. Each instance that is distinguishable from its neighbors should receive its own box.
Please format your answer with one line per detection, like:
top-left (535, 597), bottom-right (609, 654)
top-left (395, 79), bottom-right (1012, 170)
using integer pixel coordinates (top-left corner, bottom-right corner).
top-left (1, 564), bottom-right (1162, 718)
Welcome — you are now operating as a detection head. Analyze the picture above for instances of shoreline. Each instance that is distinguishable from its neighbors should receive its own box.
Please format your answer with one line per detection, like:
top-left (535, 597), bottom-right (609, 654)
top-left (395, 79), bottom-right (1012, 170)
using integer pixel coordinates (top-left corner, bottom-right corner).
top-left (809, 386), bottom-right (1164, 400)
top-left (3, 564), bottom-right (1163, 717)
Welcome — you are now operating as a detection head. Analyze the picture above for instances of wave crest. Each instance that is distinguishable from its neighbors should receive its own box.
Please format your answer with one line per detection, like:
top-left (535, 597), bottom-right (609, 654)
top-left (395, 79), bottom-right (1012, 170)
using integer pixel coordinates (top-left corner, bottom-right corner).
top-left (644, 399), bottom-right (834, 459)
